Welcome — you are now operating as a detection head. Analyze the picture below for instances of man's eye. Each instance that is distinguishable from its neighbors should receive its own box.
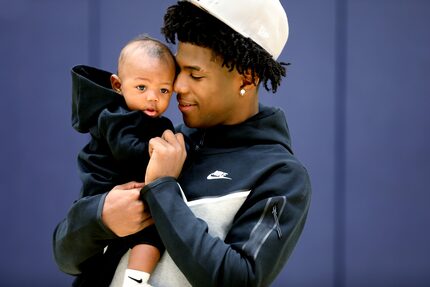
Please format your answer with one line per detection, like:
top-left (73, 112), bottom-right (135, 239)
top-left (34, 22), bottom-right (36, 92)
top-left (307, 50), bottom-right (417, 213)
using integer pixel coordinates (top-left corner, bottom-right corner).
top-left (190, 74), bottom-right (203, 80)
top-left (160, 88), bottom-right (170, 94)
top-left (137, 85), bottom-right (146, 91)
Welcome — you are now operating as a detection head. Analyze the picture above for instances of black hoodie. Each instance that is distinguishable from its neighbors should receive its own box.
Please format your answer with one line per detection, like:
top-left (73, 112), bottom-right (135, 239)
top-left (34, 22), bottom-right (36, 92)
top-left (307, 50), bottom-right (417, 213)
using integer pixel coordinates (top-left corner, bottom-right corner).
top-left (71, 65), bottom-right (174, 196)
top-left (54, 76), bottom-right (311, 286)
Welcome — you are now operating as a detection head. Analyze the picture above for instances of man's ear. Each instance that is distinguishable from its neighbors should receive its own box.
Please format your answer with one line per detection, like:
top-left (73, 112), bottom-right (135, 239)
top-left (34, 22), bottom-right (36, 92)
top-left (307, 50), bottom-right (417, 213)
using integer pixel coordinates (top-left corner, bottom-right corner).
top-left (240, 69), bottom-right (259, 93)
top-left (110, 74), bottom-right (122, 94)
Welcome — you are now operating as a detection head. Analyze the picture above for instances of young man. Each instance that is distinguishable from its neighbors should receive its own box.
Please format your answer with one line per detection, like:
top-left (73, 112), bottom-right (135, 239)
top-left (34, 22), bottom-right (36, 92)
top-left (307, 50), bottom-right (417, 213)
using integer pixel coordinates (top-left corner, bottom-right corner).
top-left (53, 1), bottom-right (311, 286)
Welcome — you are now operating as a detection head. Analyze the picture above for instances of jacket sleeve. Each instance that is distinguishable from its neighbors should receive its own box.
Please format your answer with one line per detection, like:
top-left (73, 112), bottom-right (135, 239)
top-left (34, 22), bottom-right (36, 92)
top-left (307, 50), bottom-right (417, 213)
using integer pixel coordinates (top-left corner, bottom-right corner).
top-left (141, 162), bottom-right (311, 287)
top-left (98, 111), bottom-right (150, 161)
top-left (52, 193), bottom-right (117, 275)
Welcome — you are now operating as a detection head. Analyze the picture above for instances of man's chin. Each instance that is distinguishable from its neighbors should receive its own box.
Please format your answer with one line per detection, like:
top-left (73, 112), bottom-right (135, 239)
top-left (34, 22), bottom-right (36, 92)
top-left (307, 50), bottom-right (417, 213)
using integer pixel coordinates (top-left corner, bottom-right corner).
top-left (182, 115), bottom-right (195, 128)
top-left (182, 115), bottom-right (207, 129)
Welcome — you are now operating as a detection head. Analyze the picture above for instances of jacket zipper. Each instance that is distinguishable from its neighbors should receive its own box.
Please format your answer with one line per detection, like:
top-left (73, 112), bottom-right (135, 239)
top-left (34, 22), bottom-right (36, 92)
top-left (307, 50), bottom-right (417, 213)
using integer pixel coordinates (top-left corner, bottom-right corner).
top-left (272, 204), bottom-right (283, 239)
top-left (195, 131), bottom-right (206, 151)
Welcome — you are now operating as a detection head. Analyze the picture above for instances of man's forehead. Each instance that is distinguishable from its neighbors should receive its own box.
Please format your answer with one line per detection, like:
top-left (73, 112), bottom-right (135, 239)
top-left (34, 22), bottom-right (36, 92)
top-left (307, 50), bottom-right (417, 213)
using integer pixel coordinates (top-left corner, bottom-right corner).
top-left (175, 42), bottom-right (221, 67)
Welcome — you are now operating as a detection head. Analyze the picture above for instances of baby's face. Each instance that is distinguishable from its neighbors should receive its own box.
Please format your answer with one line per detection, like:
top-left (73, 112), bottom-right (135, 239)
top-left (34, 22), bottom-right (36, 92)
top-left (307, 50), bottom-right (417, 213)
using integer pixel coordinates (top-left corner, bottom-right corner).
top-left (119, 51), bottom-right (175, 117)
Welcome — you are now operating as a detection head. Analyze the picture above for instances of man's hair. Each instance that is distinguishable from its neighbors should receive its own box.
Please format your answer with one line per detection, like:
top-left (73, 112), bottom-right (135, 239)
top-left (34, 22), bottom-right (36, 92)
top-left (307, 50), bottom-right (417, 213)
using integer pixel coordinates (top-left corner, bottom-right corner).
top-left (161, 2), bottom-right (289, 93)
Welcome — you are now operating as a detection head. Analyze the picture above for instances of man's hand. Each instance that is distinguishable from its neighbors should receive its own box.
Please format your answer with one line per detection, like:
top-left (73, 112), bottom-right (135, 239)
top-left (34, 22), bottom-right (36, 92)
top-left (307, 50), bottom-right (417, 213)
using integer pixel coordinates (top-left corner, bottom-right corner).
top-left (102, 181), bottom-right (153, 237)
top-left (145, 130), bottom-right (187, 184)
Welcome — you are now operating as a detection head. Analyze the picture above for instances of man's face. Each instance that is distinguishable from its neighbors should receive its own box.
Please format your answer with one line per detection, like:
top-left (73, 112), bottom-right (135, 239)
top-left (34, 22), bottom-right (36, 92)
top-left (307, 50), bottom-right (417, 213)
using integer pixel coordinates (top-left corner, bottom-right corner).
top-left (174, 42), bottom-right (243, 128)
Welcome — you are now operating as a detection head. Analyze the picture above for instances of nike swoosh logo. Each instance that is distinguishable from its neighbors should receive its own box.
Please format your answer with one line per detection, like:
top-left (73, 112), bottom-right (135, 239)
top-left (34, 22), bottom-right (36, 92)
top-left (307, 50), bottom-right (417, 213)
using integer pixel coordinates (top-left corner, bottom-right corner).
top-left (207, 174), bottom-right (232, 180)
top-left (128, 276), bottom-right (143, 284)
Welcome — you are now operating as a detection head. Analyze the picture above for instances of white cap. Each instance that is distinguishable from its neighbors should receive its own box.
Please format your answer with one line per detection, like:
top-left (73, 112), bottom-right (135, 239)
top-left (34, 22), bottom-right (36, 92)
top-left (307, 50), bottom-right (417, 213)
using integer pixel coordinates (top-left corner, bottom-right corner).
top-left (182, 0), bottom-right (289, 59)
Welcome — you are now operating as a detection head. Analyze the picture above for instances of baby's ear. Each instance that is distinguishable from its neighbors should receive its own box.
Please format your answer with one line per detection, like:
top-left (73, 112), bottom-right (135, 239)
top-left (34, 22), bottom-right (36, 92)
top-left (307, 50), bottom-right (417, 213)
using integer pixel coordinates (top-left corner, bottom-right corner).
top-left (110, 74), bottom-right (122, 94)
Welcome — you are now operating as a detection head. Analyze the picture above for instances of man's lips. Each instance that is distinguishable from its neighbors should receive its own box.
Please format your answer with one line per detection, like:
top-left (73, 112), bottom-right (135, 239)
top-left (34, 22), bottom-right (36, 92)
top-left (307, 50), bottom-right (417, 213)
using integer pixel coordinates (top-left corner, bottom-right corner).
top-left (178, 101), bottom-right (197, 112)
top-left (177, 98), bottom-right (197, 112)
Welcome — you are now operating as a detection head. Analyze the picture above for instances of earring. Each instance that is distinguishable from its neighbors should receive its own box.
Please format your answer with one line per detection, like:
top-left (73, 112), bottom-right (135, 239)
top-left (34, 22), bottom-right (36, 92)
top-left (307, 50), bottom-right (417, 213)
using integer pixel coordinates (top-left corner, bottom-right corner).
top-left (240, 89), bottom-right (246, 96)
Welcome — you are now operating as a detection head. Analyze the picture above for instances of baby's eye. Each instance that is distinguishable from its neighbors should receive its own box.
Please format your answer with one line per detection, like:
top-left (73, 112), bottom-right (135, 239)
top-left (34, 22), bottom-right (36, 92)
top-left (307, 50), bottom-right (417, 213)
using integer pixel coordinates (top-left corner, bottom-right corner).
top-left (137, 85), bottom-right (146, 91)
top-left (160, 88), bottom-right (170, 94)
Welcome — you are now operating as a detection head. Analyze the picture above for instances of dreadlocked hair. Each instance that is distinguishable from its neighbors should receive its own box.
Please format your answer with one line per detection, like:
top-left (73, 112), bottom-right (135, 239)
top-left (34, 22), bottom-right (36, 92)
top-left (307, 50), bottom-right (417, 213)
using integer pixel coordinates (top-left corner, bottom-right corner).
top-left (161, 2), bottom-right (289, 93)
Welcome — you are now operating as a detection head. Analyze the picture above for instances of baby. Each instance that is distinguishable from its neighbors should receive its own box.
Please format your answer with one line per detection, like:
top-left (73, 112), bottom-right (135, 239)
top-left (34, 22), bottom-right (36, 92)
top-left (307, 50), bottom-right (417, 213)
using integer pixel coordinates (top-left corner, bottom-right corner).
top-left (71, 35), bottom-right (176, 286)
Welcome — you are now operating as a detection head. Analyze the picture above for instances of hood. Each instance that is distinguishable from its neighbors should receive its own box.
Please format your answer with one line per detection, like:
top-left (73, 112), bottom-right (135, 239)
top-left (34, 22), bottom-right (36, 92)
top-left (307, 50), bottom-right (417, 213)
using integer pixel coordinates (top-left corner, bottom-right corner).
top-left (178, 104), bottom-right (293, 154)
top-left (71, 65), bottom-right (124, 133)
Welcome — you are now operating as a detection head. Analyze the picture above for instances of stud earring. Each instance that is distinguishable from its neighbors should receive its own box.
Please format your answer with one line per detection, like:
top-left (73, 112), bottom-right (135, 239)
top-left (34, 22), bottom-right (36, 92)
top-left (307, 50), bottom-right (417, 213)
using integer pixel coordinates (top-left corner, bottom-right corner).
top-left (240, 89), bottom-right (246, 96)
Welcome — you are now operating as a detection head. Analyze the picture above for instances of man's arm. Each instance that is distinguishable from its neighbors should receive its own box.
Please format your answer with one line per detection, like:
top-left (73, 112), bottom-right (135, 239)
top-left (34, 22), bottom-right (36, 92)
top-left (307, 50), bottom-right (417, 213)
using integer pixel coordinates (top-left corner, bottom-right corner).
top-left (52, 182), bottom-right (152, 275)
top-left (142, 130), bottom-right (311, 286)
top-left (142, 167), bottom-right (310, 287)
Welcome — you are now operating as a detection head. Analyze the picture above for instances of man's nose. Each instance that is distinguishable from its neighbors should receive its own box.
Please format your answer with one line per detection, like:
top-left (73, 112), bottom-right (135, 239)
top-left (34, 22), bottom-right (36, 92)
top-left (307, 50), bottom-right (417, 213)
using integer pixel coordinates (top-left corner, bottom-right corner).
top-left (174, 73), bottom-right (188, 94)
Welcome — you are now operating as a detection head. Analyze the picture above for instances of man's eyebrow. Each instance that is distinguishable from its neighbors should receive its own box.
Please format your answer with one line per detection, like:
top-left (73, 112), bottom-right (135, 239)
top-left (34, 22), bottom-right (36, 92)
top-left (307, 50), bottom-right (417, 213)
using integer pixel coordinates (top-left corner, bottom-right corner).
top-left (182, 65), bottom-right (202, 71)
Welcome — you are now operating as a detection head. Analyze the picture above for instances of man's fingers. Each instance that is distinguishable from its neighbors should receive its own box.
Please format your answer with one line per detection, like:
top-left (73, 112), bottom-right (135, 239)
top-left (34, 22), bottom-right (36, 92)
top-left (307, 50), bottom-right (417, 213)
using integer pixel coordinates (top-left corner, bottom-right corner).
top-left (113, 181), bottom-right (145, 190)
top-left (161, 129), bottom-right (175, 141)
top-left (148, 135), bottom-right (171, 153)
top-left (162, 130), bottom-right (186, 152)
top-left (149, 131), bottom-right (179, 159)
top-left (175, 132), bottom-right (185, 148)
top-left (145, 130), bottom-right (186, 183)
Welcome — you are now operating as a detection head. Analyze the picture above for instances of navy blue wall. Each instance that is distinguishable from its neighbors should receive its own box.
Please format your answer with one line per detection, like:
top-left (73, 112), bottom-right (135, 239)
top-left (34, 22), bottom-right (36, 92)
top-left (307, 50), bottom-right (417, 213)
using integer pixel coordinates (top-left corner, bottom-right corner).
top-left (0, 1), bottom-right (429, 286)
